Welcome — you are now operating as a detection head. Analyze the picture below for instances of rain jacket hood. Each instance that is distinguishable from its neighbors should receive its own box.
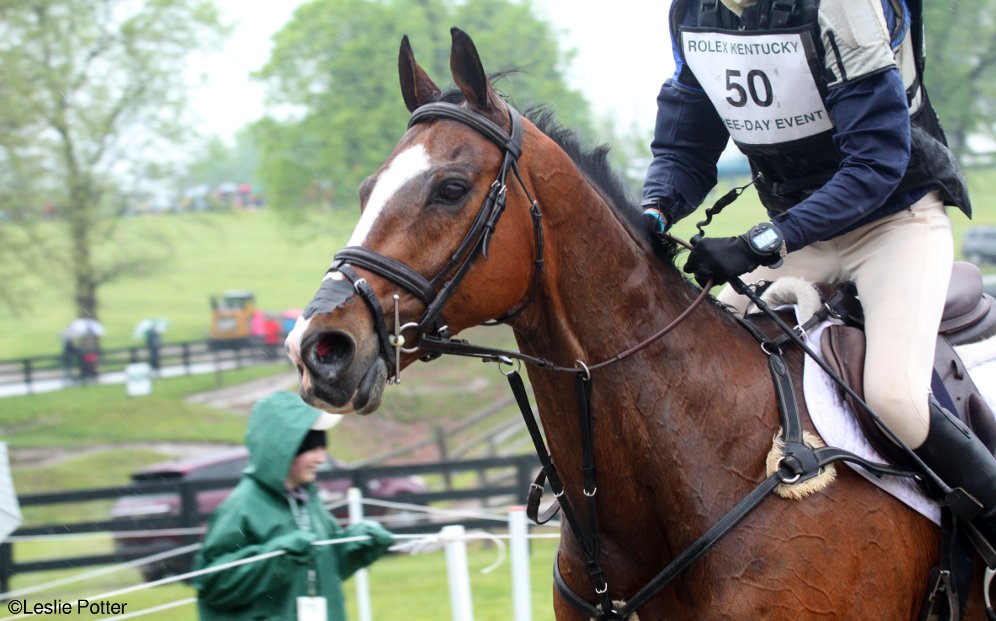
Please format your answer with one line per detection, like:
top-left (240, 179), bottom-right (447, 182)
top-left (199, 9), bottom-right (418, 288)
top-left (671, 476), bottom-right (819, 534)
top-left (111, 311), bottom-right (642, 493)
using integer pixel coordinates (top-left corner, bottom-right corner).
top-left (192, 391), bottom-right (393, 621)
top-left (243, 390), bottom-right (321, 494)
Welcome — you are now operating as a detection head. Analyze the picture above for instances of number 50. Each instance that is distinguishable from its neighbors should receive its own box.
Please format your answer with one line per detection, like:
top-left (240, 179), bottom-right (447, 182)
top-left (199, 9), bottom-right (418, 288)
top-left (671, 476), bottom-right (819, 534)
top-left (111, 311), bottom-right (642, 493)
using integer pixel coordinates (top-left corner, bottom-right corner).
top-left (725, 69), bottom-right (773, 107)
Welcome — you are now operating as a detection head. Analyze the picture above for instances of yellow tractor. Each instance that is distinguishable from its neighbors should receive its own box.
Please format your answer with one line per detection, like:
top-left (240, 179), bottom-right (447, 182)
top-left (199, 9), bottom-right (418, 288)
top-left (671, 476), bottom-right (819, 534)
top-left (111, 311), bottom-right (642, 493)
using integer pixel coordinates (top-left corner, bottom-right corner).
top-left (208, 290), bottom-right (258, 349)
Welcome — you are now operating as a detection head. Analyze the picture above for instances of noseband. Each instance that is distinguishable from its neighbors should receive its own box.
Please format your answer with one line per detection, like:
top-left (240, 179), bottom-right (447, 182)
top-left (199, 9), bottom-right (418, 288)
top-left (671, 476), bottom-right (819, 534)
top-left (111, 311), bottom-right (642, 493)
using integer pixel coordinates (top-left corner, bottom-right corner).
top-left (323, 102), bottom-right (543, 381)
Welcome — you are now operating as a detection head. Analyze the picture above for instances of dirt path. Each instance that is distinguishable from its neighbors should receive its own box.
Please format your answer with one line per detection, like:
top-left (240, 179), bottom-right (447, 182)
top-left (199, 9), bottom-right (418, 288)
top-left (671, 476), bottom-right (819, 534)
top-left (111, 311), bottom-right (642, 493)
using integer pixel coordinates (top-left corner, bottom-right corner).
top-left (14, 362), bottom-right (501, 470)
top-left (183, 370), bottom-right (300, 413)
top-left (12, 441), bottom-right (236, 469)
top-left (11, 373), bottom-right (302, 469)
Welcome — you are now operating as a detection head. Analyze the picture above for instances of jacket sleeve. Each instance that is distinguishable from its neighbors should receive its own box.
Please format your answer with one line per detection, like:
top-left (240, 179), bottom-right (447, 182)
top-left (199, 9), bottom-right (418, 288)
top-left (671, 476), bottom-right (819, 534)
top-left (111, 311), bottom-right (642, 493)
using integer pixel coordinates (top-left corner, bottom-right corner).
top-left (771, 0), bottom-right (911, 251)
top-left (328, 517), bottom-right (395, 580)
top-left (772, 67), bottom-right (910, 251)
top-left (192, 506), bottom-right (309, 609)
top-left (642, 0), bottom-right (730, 222)
top-left (643, 80), bottom-right (730, 221)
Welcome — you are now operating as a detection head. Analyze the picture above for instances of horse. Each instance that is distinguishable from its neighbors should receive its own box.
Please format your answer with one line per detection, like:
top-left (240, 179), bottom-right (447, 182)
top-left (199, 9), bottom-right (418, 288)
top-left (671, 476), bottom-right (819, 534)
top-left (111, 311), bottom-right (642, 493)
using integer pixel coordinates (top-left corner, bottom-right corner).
top-left (285, 28), bottom-right (988, 620)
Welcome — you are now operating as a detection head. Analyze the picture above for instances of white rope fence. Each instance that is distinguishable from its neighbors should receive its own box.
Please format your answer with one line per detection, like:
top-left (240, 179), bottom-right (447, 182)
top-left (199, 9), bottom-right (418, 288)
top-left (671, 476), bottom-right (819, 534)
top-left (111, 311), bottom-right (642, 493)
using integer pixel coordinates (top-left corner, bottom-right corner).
top-left (1, 490), bottom-right (561, 621)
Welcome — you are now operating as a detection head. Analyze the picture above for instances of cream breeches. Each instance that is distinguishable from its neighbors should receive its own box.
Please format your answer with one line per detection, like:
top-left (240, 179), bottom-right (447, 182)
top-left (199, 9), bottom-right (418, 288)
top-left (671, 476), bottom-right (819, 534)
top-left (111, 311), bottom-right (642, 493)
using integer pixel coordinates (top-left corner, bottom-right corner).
top-left (718, 191), bottom-right (953, 447)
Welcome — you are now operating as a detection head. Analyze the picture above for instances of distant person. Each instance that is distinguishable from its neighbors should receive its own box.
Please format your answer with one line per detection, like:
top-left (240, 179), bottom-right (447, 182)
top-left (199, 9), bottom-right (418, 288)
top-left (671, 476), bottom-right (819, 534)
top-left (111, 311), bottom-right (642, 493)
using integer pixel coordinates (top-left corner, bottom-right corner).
top-left (61, 338), bottom-right (78, 383)
top-left (193, 392), bottom-right (394, 621)
top-left (78, 330), bottom-right (100, 382)
top-left (262, 316), bottom-right (282, 360)
top-left (145, 329), bottom-right (161, 372)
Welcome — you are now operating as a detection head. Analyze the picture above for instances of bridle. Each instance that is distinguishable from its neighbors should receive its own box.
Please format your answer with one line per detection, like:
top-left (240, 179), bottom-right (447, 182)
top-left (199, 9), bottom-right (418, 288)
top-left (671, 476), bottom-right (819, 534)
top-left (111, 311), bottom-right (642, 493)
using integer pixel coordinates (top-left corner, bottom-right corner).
top-left (326, 101), bottom-right (544, 381)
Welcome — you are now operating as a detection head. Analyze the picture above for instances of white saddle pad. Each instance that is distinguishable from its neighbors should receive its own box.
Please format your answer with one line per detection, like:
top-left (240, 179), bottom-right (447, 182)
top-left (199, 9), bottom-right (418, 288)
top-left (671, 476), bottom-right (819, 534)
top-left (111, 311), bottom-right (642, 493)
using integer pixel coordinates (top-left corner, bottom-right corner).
top-left (799, 314), bottom-right (996, 527)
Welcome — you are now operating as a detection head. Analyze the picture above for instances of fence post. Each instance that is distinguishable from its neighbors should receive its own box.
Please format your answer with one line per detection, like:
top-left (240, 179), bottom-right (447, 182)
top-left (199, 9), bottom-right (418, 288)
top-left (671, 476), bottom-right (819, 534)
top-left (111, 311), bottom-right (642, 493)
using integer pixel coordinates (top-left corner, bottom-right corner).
top-left (180, 482), bottom-right (198, 550)
top-left (182, 343), bottom-right (191, 375)
top-left (23, 360), bottom-right (32, 395)
top-left (434, 426), bottom-right (451, 491)
top-left (347, 488), bottom-right (372, 621)
top-left (442, 524), bottom-right (474, 621)
top-left (508, 506), bottom-right (532, 621)
top-left (515, 458), bottom-right (532, 501)
top-left (0, 541), bottom-right (12, 594)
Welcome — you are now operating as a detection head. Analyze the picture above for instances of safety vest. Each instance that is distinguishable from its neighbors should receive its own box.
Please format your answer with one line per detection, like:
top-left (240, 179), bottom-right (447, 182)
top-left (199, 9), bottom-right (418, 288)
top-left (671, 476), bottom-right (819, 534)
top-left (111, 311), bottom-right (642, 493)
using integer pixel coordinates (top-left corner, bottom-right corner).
top-left (671, 0), bottom-right (970, 215)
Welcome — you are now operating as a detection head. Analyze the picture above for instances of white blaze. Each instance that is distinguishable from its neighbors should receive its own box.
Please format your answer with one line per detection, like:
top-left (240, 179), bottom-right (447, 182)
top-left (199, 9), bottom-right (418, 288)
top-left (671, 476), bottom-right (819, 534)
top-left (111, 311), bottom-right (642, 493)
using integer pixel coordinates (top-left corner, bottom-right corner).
top-left (348, 145), bottom-right (431, 246)
top-left (287, 145), bottom-right (430, 374)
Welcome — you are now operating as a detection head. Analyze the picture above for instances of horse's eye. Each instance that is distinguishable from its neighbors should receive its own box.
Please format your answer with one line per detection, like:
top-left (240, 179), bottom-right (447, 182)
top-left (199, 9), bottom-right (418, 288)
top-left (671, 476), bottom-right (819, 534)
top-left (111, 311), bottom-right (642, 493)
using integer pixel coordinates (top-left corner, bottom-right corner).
top-left (436, 180), bottom-right (468, 205)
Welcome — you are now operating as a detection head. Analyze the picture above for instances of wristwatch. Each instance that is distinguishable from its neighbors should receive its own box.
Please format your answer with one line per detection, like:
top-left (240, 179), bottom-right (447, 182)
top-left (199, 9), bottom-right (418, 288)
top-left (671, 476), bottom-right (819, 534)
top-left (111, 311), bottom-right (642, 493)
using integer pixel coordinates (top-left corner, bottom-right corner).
top-left (744, 222), bottom-right (787, 259)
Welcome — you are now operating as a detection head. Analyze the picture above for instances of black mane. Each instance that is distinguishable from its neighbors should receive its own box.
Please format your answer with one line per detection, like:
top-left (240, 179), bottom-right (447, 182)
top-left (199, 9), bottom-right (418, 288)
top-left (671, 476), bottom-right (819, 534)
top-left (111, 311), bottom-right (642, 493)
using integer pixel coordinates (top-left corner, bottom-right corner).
top-left (524, 106), bottom-right (680, 265)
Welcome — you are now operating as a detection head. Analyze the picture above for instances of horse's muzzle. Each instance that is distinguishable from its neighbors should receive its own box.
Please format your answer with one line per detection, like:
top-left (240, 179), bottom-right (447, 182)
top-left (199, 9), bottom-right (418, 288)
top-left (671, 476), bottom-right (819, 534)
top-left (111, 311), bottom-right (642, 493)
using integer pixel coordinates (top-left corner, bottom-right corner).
top-left (286, 310), bottom-right (389, 414)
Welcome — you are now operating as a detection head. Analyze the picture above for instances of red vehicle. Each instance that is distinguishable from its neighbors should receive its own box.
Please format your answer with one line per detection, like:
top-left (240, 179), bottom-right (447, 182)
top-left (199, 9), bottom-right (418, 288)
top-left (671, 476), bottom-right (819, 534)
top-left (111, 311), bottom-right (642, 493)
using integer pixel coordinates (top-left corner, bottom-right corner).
top-left (110, 447), bottom-right (426, 581)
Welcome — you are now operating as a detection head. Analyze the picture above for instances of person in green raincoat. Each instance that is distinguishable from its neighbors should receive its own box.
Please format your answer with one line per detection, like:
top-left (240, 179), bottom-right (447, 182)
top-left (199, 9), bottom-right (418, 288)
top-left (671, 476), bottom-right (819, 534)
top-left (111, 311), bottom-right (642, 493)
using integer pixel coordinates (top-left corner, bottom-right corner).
top-left (193, 391), bottom-right (394, 621)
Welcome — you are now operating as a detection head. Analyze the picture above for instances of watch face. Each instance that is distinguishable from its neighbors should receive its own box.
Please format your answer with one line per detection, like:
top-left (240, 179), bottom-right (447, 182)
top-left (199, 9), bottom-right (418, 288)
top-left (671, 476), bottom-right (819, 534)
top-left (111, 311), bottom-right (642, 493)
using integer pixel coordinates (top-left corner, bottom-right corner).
top-left (751, 227), bottom-right (780, 251)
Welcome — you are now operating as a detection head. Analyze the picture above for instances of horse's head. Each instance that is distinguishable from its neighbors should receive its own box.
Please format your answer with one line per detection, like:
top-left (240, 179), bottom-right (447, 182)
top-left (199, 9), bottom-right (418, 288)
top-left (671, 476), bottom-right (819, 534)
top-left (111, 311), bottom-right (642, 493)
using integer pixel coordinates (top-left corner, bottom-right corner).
top-left (286, 28), bottom-right (544, 414)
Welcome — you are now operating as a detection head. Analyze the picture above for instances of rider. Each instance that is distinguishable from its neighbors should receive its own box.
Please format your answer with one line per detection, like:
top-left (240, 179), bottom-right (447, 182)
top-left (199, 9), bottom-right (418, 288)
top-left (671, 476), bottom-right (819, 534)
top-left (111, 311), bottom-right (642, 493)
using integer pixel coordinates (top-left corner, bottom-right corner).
top-left (641, 0), bottom-right (996, 548)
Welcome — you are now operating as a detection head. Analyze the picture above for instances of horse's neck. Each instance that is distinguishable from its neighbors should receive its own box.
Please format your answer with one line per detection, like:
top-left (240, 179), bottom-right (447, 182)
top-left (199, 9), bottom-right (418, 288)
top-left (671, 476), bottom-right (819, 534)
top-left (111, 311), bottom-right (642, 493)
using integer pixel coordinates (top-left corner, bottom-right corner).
top-left (515, 176), bottom-right (728, 377)
top-left (513, 175), bottom-right (777, 551)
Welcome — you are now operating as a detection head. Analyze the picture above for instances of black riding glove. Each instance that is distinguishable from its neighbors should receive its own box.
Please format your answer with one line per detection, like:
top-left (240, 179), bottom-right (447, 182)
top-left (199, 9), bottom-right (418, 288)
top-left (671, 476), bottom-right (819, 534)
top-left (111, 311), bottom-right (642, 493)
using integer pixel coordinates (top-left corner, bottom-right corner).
top-left (684, 224), bottom-right (785, 288)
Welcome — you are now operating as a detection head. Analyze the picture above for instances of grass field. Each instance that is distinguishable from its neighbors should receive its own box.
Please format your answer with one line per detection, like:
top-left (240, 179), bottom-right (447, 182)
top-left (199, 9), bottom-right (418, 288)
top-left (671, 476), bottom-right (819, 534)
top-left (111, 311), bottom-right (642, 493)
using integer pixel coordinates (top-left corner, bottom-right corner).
top-left (0, 208), bottom-right (357, 360)
top-left (2, 168), bottom-right (993, 361)
top-left (7, 535), bottom-right (563, 621)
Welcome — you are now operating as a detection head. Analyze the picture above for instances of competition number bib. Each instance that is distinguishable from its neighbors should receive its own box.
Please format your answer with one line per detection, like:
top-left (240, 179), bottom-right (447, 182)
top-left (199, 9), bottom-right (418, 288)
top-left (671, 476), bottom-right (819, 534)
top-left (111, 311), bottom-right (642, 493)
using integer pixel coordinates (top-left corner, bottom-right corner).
top-left (681, 30), bottom-right (832, 146)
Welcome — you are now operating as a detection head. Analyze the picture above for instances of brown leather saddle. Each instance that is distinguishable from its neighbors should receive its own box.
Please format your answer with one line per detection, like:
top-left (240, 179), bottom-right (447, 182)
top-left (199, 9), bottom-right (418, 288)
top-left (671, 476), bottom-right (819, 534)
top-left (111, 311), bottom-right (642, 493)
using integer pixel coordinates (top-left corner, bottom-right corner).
top-left (820, 261), bottom-right (996, 467)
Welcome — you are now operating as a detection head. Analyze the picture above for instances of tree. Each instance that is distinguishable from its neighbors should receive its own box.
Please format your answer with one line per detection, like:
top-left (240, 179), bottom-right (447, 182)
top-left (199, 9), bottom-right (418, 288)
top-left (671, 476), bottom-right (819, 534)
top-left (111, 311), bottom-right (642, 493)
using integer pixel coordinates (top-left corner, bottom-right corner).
top-left (923, 2), bottom-right (996, 162)
top-left (185, 128), bottom-right (264, 200)
top-left (253, 0), bottom-right (595, 211)
top-left (0, 1), bottom-right (226, 320)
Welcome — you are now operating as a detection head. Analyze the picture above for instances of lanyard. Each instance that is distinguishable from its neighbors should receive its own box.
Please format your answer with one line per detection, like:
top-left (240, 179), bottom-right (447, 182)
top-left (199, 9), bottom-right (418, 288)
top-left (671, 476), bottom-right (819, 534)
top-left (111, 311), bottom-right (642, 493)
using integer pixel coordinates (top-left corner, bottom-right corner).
top-left (287, 494), bottom-right (318, 597)
top-left (288, 494), bottom-right (313, 532)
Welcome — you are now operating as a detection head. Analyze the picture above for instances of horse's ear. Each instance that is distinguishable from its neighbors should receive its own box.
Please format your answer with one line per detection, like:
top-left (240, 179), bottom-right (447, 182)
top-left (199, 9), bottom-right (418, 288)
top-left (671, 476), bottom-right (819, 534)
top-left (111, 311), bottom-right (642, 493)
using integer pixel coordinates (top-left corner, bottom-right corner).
top-left (449, 28), bottom-right (502, 114)
top-left (399, 35), bottom-right (440, 113)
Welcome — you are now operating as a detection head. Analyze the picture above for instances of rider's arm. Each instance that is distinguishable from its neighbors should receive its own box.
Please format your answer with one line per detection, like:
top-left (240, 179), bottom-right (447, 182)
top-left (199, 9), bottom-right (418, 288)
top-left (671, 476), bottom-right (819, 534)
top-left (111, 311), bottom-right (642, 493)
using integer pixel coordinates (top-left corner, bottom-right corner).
top-left (772, 69), bottom-right (911, 252)
top-left (642, 0), bottom-right (730, 226)
top-left (772, 0), bottom-right (911, 252)
top-left (643, 80), bottom-right (730, 225)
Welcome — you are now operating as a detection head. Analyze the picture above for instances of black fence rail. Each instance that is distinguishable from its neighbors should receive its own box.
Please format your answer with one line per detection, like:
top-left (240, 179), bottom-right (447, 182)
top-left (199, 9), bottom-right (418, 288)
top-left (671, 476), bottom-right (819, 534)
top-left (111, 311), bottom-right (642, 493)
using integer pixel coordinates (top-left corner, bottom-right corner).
top-left (0, 454), bottom-right (543, 594)
top-left (0, 339), bottom-right (286, 396)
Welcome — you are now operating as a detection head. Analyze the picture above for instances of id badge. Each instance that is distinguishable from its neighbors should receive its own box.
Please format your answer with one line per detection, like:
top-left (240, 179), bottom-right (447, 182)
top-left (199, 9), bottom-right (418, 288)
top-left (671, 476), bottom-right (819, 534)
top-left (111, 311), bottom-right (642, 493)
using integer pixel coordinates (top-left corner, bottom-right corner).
top-left (296, 596), bottom-right (327, 621)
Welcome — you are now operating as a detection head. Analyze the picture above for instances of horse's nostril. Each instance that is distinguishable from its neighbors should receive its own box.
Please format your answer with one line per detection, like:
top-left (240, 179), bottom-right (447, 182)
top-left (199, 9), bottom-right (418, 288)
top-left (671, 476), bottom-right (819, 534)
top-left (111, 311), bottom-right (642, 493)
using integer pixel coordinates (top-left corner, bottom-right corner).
top-left (305, 330), bottom-right (355, 377)
top-left (315, 333), bottom-right (350, 364)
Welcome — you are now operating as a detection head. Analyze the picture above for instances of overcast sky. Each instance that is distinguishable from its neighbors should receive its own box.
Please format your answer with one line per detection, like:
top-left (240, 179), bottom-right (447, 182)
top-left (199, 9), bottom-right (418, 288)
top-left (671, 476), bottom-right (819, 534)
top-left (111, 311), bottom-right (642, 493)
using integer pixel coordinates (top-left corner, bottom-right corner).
top-left (188, 1), bottom-right (676, 141)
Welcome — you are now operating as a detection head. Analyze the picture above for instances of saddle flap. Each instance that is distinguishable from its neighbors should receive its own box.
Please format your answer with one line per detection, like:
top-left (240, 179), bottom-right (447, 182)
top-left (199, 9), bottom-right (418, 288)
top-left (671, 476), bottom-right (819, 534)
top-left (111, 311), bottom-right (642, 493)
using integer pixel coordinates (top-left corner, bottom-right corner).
top-left (820, 324), bottom-right (916, 467)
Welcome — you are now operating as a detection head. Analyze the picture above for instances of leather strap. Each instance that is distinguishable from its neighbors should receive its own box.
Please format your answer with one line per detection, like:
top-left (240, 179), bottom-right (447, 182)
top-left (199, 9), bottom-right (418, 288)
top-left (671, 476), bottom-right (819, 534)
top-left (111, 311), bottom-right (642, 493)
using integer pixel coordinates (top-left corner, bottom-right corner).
top-left (337, 265), bottom-right (397, 370)
top-left (508, 368), bottom-right (614, 614)
top-left (333, 247), bottom-right (436, 305)
top-left (409, 102), bottom-right (522, 159)
top-left (611, 473), bottom-right (787, 617)
top-left (527, 469), bottom-right (561, 524)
